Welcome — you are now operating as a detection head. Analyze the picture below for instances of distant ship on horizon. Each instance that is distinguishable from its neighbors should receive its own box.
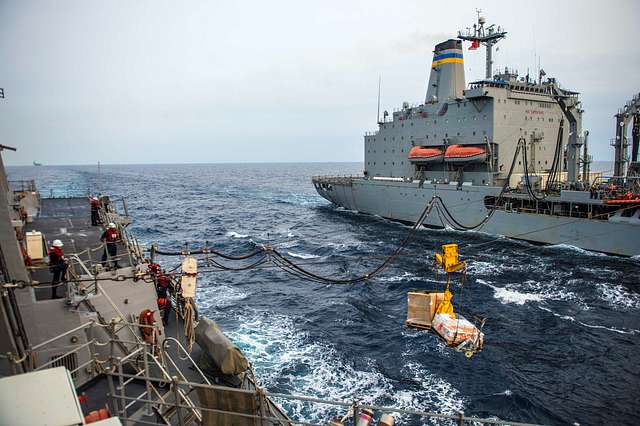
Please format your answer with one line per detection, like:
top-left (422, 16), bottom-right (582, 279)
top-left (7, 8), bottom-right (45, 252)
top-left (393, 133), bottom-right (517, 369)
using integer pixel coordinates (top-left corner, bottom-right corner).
top-left (33, 161), bottom-right (42, 166)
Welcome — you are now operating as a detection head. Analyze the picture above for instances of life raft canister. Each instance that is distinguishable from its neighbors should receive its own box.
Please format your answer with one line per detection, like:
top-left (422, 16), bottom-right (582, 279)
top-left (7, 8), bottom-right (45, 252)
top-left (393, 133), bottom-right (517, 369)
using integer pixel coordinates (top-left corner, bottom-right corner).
top-left (84, 407), bottom-right (110, 424)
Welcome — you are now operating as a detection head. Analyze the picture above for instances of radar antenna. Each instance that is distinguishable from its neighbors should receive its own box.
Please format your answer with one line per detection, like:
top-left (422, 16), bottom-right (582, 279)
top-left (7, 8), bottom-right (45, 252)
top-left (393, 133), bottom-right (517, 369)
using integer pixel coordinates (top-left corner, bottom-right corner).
top-left (458, 10), bottom-right (507, 79)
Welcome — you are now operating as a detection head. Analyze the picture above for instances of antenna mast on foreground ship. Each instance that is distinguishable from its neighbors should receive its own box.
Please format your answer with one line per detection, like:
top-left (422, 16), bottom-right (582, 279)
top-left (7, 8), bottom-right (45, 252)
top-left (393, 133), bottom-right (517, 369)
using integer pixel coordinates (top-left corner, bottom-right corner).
top-left (457, 10), bottom-right (507, 79)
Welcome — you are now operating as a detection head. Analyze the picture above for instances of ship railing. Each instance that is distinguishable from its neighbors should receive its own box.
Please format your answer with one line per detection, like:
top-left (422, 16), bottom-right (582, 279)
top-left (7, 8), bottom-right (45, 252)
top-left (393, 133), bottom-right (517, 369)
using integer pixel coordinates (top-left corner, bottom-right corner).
top-left (110, 338), bottom-right (205, 424)
top-left (591, 175), bottom-right (640, 195)
top-left (8, 179), bottom-right (37, 193)
top-left (100, 199), bottom-right (129, 225)
top-left (108, 365), bottom-right (544, 426)
top-left (16, 319), bottom-right (162, 385)
top-left (99, 195), bottom-right (130, 219)
top-left (108, 336), bottom-right (544, 426)
top-left (311, 174), bottom-right (363, 182)
top-left (6, 319), bottom-right (544, 426)
top-left (96, 198), bottom-right (145, 266)
top-left (61, 245), bottom-right (135, 284)
top-left (43, 188), bottom-right (91, 199)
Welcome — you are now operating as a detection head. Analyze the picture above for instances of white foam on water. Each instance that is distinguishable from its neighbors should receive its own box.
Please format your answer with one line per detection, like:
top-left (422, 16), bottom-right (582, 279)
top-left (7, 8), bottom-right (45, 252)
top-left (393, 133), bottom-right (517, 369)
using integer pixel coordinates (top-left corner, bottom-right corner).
top-left (520, 279), bottom-right (585, 306)
top-left (378, 271), bottom-right (429, 283)
top-left (595, 283), bottom-right (640, 310)
top-left (545, 243), bottom-right (607, 257)
top-left (196, 284), bottom-right (247, 311)
top-left (396, 361), bottom-right (465, 416)
top-left (466, 261), bottom-right (504, 276)
top-left (274, 240), bottom-right (299, 249)
top-left (226, 231), bottom-right (249, 239)
top-left (327, 241), bottom-right (368, 252)
top-left (578, 265), bottom-right (623, 277)
top-left (537, 305), bottom-right (639, 335)
top-left (226, 310), bottom-right (465, 423)
top-left (477, 279), bottom-right (543, 305)
top-left (286, 251), bottom-right (320, 260)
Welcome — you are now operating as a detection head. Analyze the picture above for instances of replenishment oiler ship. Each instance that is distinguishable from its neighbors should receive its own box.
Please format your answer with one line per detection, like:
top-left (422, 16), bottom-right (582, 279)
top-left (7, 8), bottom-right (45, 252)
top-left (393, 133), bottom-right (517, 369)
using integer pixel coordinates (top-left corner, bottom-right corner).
top-left (313, 16), bottom-right (640, 257)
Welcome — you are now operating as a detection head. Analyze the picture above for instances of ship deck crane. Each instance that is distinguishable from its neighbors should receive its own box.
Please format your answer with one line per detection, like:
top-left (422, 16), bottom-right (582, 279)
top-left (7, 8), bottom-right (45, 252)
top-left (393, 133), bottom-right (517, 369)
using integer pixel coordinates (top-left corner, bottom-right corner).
top-left (613, 92), bottom-right (640, 178)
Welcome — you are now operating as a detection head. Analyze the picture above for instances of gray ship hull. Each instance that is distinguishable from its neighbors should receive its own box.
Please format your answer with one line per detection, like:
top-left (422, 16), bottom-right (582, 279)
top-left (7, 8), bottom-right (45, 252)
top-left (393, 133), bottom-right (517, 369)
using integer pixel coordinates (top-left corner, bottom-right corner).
top-left (313, 178), bottom-right (640, 257)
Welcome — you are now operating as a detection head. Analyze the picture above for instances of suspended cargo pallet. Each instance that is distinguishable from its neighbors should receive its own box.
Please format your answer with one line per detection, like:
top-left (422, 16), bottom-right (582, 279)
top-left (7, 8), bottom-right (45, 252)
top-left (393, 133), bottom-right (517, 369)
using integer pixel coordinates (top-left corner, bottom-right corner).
top-left (405, 244), bottom-right (485, 358)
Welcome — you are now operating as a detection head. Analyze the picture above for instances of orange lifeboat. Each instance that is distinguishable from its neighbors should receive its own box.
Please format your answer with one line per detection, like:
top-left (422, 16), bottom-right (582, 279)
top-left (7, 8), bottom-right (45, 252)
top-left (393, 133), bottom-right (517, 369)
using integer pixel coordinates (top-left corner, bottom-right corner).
top-left (408, 146), bottom-right (444, 163)
top-left (444, 145), bottom-right (487, 163)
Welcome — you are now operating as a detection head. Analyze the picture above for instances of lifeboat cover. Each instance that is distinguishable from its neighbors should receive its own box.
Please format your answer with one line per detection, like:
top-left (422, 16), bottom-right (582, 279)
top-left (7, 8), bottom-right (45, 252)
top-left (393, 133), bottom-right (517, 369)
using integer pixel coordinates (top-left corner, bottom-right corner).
top-left (408, 146), bottom-right (444, 161)
top-left (444, 145), bottom-right (486, 161)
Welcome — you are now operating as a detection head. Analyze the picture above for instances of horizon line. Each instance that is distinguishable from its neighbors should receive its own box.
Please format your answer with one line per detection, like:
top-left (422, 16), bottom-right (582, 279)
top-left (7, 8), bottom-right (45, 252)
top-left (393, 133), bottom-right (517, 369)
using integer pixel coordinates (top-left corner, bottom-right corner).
top-left (5, 160), bottom-right (366, 167)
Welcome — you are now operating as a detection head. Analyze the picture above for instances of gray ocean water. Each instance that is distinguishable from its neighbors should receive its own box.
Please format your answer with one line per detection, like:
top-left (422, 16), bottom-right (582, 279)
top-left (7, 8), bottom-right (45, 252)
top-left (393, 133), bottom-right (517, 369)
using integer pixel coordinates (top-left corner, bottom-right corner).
top-left (7, 161), bottom-right (639, 426)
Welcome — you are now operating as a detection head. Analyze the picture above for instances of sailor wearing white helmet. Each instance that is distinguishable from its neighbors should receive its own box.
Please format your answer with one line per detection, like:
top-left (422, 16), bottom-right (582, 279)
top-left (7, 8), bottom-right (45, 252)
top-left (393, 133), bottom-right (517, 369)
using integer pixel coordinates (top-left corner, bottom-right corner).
top-left (89, 196), bottom-right (101, 226)
top-left (48, 239), bottom-right (68, 299)
top-left (101, 223), bottom-right (121, 269)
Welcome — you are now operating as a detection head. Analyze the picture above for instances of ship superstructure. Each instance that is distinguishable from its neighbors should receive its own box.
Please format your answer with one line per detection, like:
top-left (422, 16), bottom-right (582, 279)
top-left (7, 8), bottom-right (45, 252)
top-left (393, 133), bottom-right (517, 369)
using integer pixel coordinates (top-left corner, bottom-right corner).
top-left (313, 16), bottom-right (640, 256)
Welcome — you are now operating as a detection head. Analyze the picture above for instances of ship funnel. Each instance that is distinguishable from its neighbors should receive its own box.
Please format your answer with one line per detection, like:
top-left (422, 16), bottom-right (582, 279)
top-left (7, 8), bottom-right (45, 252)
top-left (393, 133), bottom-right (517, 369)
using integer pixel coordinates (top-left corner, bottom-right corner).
top-left (425, 39), bottom-right (465, 103)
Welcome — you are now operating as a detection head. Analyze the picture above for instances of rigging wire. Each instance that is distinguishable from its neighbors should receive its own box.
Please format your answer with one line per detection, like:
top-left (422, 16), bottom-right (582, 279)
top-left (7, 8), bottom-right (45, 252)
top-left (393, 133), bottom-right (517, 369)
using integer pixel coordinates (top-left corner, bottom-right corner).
top-left (546, 119), bottom-right (565, 192)
top-left (264, 196), bottom-right (437, 284)
top-left (11, 198), bottom-right (638, 291)
top-left (146, 201), bottom-right (640, 286)
top-left (154, 246), bottom-right (264, 261)
top-left (433, 138), bottom-right (523, 230)
top-left (149, 196), bottom-right (437, 285)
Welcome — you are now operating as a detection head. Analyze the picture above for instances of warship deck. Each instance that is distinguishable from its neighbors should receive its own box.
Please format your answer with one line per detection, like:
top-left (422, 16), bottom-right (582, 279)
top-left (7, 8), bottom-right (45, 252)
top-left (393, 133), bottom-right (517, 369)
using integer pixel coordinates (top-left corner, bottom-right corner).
top-left (22, 196), bottom-right (290, 425)
top-left (27, 197), bottom-right (130, 300)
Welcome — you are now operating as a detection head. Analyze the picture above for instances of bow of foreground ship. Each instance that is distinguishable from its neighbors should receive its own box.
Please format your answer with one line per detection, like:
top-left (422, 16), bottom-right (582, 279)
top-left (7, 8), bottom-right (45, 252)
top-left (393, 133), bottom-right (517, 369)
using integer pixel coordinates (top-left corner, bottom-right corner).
top-left (313, 15), bottom-right (640, 257)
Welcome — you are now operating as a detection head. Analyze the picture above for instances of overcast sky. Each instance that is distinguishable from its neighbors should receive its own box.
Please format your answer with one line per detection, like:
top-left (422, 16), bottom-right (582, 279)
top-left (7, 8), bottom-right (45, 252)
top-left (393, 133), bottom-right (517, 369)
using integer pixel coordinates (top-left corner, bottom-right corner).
top-left (1, 0), bottom-right (639, 166)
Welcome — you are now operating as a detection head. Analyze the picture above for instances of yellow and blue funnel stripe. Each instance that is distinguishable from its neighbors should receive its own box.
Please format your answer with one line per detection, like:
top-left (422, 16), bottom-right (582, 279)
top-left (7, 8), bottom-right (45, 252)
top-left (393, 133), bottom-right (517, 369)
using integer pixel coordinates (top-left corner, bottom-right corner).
top-left (432, 50), bottom-right (463, 67)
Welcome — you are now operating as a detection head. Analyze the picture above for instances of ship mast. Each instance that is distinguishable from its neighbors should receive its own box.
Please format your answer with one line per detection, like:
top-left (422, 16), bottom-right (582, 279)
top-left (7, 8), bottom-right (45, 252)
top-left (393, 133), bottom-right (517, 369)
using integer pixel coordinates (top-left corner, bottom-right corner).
top-left (458, 10), bottom-right (507, 79)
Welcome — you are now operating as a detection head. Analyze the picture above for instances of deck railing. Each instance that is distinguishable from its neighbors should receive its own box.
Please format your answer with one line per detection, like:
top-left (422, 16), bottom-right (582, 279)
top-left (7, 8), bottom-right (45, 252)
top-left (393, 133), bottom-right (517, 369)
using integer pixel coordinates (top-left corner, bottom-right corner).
top-left (8, 179), bottom-right (37, 193)
top-left (2, 311), bottom-right (545, 426)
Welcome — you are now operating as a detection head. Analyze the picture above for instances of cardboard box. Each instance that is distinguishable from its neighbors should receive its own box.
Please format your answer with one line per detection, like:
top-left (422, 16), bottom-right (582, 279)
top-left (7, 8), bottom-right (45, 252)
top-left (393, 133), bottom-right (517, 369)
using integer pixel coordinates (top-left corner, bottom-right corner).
top-left (406, 290), bottom-right (444, 329)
